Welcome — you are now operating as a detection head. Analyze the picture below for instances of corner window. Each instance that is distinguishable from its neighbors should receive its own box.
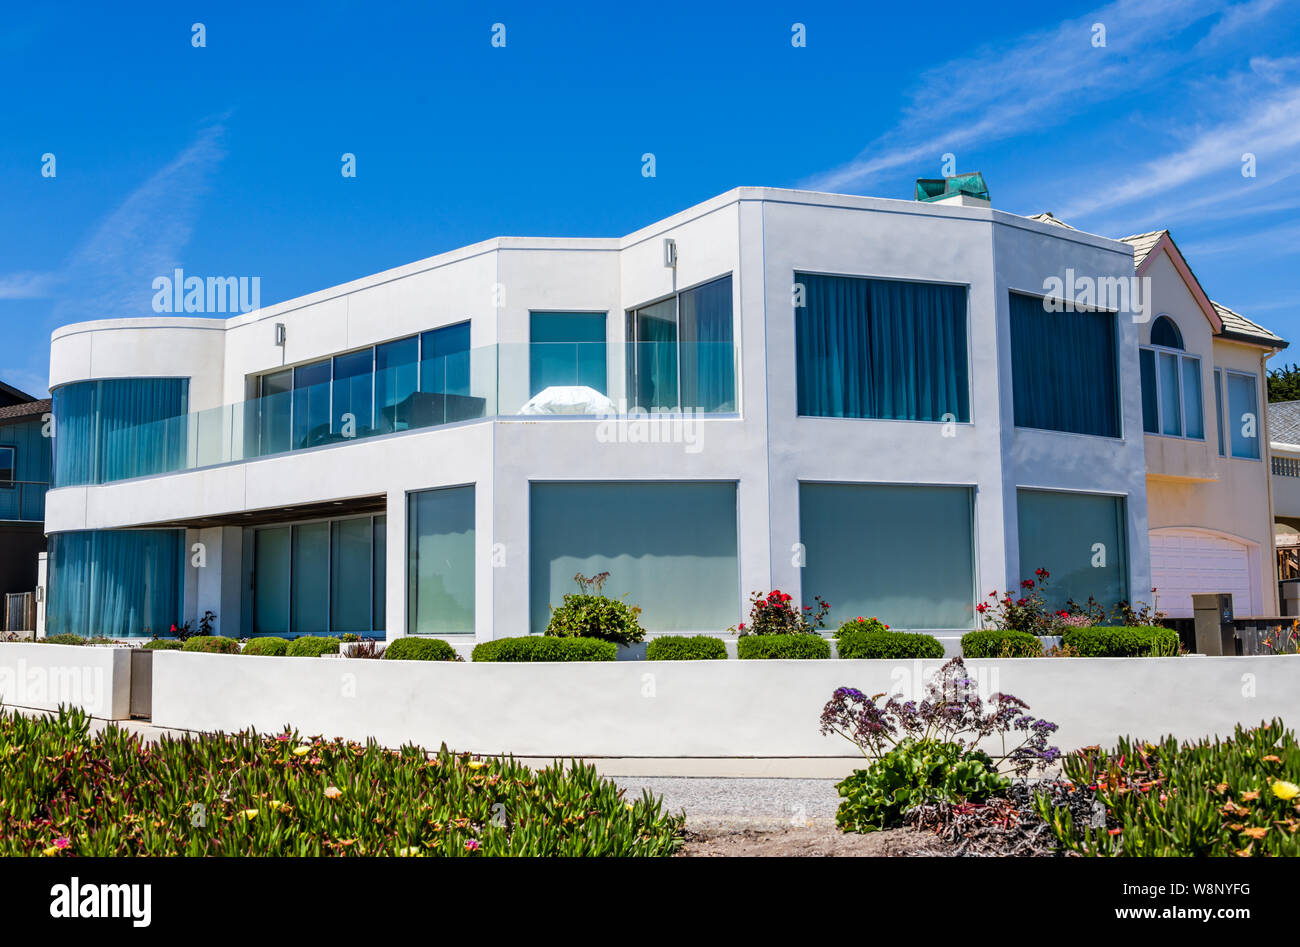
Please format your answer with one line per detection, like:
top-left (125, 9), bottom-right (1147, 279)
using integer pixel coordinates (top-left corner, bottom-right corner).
top-left (627, 275), bottom-right (735, 413)
top-left (1009, 293), bottom-right (1119, 437)
top-left (796, 273), bottom-right (969, 421)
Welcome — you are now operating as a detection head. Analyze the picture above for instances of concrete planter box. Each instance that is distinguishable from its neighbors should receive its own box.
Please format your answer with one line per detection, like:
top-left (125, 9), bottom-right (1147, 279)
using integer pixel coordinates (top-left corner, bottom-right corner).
top-left (0, 642), bottom-right (132, 719)
top-left (151, 651), bottom-right (1300, 759)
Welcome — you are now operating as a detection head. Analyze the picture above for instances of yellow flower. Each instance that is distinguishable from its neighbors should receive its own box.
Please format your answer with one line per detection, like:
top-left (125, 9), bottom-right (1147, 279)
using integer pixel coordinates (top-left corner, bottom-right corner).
top-left (397, 846), bottom-right (422, 857)
top-left (625, 803), bottom-right (635, 811)
top-left (43, 845), bottom-right (60, 856)
top-left (242, 809), bottom-right (259, 820)
top-left (324, 786), bottom-right (343, 799)
top-left (268, 800), bottom-right (284, 811)
top-left (467, 760), bottom-right (487, 770)
top-left (292, 745), bottom-right (311, 757)
top-left (1272, 781), bottom-right (1300, 801)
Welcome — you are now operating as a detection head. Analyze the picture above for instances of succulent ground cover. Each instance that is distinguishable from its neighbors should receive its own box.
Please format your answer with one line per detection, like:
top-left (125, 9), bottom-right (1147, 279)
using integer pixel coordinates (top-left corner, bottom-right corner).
top-left (0, 706), bottom-right (683, 857)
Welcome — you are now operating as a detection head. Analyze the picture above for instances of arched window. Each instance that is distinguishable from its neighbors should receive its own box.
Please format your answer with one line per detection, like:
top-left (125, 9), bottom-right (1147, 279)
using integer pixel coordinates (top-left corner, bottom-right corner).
top-left (1151, 315), bottom-right (1184, 349)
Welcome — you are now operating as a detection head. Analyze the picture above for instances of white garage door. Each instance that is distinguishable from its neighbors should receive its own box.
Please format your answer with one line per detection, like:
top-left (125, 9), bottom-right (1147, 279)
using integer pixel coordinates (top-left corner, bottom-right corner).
top-left (1149, 530), bottom-right (1254, 618)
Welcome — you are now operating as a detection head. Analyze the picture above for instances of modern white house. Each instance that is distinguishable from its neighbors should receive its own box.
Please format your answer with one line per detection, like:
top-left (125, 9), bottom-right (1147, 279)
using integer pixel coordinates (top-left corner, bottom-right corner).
top-left (41, 185), bottom-right (1159, 643)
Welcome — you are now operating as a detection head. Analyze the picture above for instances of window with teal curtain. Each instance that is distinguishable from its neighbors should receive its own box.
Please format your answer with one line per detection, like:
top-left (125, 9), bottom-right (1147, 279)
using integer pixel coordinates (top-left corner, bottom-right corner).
top-left (51, 378), bottom-right (189, 486)
top-left (254, 527), bottom-right (290, 634)
top-left (372, 515), bottom-right (387, 631)
top-left (628, 298), bottom-right (679, 410)
top-left (679, 276), bottom-right (735, 412)
top-left (291, 522), bottom-right (330, 633)
top-left (795, 273), bottom-right (968, 421)
top-left (1009, 293), bottom-right (1119, 437)
top-left (1017, 490), bottom-right (1128, 612)
top-left (530, 312), bottom-right (607, 396)
top-left (331, 517), bottom-right (373, 632)
top-left (1227, 371), bottom-right (1260, 459)
top-left (799, 483), bottom-right (974, 628)
top-left (529, 482), bottom-right (738, 633)
top-left (47, 530), bottom-right (185, 638)
top-left (408, 485), bottom-right (476, 635)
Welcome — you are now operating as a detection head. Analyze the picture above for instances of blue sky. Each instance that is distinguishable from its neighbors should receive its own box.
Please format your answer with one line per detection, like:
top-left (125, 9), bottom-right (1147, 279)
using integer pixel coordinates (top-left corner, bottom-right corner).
top-left (2, 0), bottom-right (1298, 396)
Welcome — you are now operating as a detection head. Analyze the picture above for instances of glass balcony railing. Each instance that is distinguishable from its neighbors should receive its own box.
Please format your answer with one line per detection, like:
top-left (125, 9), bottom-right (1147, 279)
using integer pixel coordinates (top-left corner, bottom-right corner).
top-left (76, 341), bottom-right (736, 485)
top-left (0, 481), bottom-right (48, 522)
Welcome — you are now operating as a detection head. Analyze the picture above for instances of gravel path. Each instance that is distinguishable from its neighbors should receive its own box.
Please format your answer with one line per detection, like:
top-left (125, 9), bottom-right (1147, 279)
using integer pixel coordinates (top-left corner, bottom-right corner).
top-left (614, 776), bottom-right (843, 831)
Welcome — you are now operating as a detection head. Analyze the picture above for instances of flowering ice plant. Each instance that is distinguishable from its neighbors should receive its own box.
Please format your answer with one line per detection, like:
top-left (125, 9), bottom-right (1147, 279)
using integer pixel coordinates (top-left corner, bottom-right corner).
top-left (819, 657), bottom-right (1060, 776)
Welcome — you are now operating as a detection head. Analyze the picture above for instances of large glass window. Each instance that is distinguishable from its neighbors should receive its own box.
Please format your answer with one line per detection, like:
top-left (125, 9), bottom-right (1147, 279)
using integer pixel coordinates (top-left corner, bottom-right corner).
top-left (256, 369), bottom-right (293, 456)
top-left (375, 336), bottom-right (419, 433)
top-left (408, 485), bottom-right (476, 635)
top-left (291, 360), bottom-right (331, 449)
top-left (51, 378), bottom-right (189, 486)
top-left (1017, 490), bottom-right (1128, 612)
top-left (47, 529), bottom-right (185, 638)
top-left (627, 275), bottom-right (735, 413)
top-left (251, 514), bottom-right (386, 636)
top-left (529, 482), bottom-right (738, 633)
top-left (420, 322), bottom-right (476, 423)
top-left (796, 273), bottom-right (969, 422)
top-left (1225, 370), bottom-right (1261, 459)
top-left (530, 312), bottom-right (607, 396)
top-left (1138, 317), bottom-right (1202, 439)
top-left (799, 483), bottom-right (975, 628)
top-left (332, 349), bottom-right (374, 440)
top-left (1010, 293), bottom-right (1119, 437)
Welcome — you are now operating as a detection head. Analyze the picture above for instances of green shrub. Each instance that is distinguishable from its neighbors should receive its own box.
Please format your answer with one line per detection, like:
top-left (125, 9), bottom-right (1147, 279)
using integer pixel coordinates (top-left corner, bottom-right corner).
top-left (383, 638), bottom-right (462, 662)
top-left (833, 617), bottom-right (891, 638)
top-left (544, 572), bottom-right (645, 646)
top-left (961, 629), bottom-right (1045, 658)
top-left (472, 636), bottom-right (617, 663)
top-left (181, 636), bottom-right (241, 654)
top-left (836, 739), bottom-right (1009, 832)
top-left (142, 639), bottom-right (182, 651)
top-left (242, 637), bottom-right (290, 656)
top-left (735, 590), bottom-right (830, 636)
top-left (1061, 625), bottom-right (1180, 657)
top-left (0, 705), bottom-right (684, 856)
top-left (837, 630), bottom-right (944, 660)
top-left (1039, 720), bottom-right (1300, 856)
top-left (42, 634), bottom-right (85, 646)
top-left (286, 636), bottom-right (340, 657)
top-left (645, 636), bottom-right (727, 661)
top-left (736, 634), bottom-right (830, 660)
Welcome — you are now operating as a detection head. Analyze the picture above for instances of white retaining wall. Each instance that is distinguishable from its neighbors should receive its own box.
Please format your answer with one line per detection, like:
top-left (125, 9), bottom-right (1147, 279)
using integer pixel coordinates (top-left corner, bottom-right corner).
top-left (151, 652), bottom-right (1300, 758)
top-left (0, 643), bottom-right (132, 720)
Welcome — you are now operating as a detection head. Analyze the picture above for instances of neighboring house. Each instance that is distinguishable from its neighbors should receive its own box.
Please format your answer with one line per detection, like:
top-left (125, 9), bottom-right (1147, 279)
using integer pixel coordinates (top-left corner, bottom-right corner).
top-left (1267, 401), bottom-right (1300, 595)
top-left (0, 381), bottom-right (51, 631)
top-left (42, 185), bottom-right (1157, 642)
top-left (1120, 231), bottom-right (1284, 618)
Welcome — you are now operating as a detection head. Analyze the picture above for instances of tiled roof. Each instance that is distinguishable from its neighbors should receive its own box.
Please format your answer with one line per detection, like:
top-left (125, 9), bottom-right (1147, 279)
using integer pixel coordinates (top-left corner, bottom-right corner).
top-left (1026, 212), bottom-right (1079, 231)
top-left (0, 398), bottom-right (50, 422)
top-left (1118, 230), bottom-right (1165, 268)
top-left (1211, 300), bottom-right (1286, 346)
top-left (1269, 401), bottom-right (1300, 446)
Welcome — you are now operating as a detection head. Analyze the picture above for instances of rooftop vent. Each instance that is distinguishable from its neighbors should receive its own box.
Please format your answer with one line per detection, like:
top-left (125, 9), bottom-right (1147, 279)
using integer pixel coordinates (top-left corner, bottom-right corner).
top-left (914, 172), bottom-right (990, 206)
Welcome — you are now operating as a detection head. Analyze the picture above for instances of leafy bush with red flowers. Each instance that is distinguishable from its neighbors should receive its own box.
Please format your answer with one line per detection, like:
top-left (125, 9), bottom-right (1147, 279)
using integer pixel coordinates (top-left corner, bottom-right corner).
top-left (733, 589), bottom-right (829, 637)
top-left (975, 568), bottom-right (1057, 635)
top-left (834, 617), bottom-right (891, 639)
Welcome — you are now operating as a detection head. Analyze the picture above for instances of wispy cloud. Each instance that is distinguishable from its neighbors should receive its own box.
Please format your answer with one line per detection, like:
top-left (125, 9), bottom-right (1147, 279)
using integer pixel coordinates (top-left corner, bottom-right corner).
top-left (802, 0), bottom-right (1226, 193)
top-left (0, 272), bottom-right (55, 300)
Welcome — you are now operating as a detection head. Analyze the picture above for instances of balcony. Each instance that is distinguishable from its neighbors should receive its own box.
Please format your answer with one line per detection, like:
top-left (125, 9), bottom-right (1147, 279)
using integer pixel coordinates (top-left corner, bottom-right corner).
top-left (53, 340), bottom-right (737, 487)
top-left (0, 481), bottom-right (47, 522)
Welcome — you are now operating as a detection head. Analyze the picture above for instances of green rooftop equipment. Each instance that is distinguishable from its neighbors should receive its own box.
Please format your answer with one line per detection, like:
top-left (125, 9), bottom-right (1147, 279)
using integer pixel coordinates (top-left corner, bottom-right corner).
top-left (914, 172), bottom-right (990, 203)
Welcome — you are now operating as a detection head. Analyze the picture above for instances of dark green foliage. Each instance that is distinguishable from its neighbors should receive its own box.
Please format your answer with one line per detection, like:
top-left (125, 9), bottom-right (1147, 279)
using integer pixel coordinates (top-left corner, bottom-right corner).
top-left (961, 629), bottom-right (1045, 658)
top-left (833, 617), bottom-right (891, 638)
top-left (1268, 363), bottom-right (1300, 403)
top-left (382, 638), bottom-right (462, 662)
top-left (182, 636), bottom-right (241, 654)
top-left (1061, 625), bottom-right (1180, 657)
top-left (837, 630), bottom-right (944, 660)
top-left (286, 636), bottom-right (341, 657)
top-left (242, 637), bottom-right (290, 656)
top-left (472, 636), bottom-right (617, 663)
top-left (736, 633), bottom-right (830, 660)
top-left (644, 635), bottom-right (728, 661)
top-left (836, 740), bottom-right (1009, 832)
top-left (1039, 721), bottom-right (1300, 856)
top-left (0, 705), bottom-right (683, 856)
top-left (142, 639), bottom-right (183, 651)
top-left (41, 634), bottom-right (85, 646)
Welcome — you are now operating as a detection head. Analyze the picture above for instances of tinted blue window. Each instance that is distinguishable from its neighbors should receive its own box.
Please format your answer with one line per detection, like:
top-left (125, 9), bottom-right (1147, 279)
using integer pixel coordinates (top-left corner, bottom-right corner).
top-left (47, 530), bottom-right (185, 637)
top-left (51, 378), bottom-right (189, 486)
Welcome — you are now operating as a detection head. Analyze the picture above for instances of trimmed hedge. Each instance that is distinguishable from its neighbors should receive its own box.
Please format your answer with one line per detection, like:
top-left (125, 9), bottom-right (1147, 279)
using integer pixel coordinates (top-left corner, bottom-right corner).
top-left (382, 638), bottom-right (462, 662)
top-left (1062, 625), bottom-right (1180, 657)
top-left (833, 617), bottom-right (891, 639)
top-left (962, 630), bottom-right (1045, 658)
top-left (286, 636), bottom-right (340, 657)
top-left (736, 634), bottom-right (830, 660)
top-left (142, 639), bottom-right (183, 651)
top-left (645, 635), bottom-right (728, 661)
top-left (242, 637), bottom-right (290, 657)
top-left (42, 634), bottom-right (85, 646)
top-left (472, 637), bottom-right (617, 663)
top-left (182, 636), bottom-right (241, 654)
top-left (837, 630), bottom-right (944, 660)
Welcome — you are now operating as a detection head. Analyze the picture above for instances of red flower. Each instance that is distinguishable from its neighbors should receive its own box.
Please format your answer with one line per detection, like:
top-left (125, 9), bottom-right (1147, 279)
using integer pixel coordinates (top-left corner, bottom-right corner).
top-left (1021, 579), bottom-right (1034, 589)
top-left (1035, 568), bottom-right (1049, 579)
top-left (1016, 598), bottom-right (1028, 607)
top-left (976, 603), bottom-right (988, 613)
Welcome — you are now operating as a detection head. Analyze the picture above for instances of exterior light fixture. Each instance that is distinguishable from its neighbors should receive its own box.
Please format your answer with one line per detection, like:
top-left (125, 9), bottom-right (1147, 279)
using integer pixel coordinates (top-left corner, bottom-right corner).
top-left (663, 238), bottom-right (677, 269)
top-left (274, 323), bottom-right (287, 346)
